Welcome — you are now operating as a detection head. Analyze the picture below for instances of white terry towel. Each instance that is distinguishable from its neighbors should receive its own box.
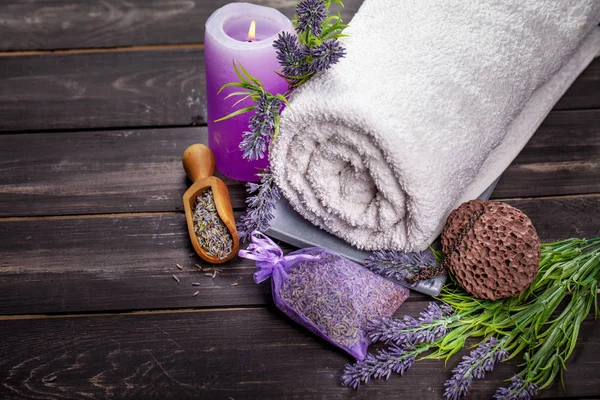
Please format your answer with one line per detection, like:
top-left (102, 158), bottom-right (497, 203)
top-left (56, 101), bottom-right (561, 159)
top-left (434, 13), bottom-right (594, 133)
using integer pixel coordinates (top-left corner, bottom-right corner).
top-left (271, 0), bottom-right (600, 252)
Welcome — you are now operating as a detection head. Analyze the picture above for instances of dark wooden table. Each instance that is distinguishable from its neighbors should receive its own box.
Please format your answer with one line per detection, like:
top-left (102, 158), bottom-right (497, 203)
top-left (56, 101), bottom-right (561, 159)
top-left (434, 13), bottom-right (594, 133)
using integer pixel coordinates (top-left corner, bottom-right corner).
top-left (0, 1), bottom-right (599, 399)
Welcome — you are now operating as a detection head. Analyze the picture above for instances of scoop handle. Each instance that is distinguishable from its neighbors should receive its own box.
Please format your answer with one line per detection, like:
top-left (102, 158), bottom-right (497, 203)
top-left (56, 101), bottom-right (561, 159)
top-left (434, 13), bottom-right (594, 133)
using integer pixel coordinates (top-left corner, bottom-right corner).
top-left (182, 144), bottom-right (216, 182)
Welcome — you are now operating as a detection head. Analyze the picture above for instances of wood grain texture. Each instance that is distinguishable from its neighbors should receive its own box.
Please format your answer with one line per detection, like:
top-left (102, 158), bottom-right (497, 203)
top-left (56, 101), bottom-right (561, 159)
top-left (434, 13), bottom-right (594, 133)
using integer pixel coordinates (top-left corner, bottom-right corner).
top-left (491, 109), bottom-right (600, 199)
top-left (0, 128), bottom-right (250, 218)
top-left (0, 304), bottom-right (598, 399)
top-left (554, 56), bottom-right (600, 110)
top-left (0, 196), bottom-right (598, 315)
top-left (1, 53), bottom-right (598, 133)
top-left (1, 109), bottom-right (599, 218)
top-left (0, 213), bottom-right (270, 315)
top-left (0, 0), bottom-right (360, 51)
top-left (0, 49), bottom-right (206, 132)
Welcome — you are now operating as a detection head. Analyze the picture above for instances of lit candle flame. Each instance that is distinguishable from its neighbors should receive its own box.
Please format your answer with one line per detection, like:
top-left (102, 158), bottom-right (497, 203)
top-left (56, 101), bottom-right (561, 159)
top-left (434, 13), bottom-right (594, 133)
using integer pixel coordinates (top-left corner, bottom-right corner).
top-left (248, 20), bottom-right (256, 42)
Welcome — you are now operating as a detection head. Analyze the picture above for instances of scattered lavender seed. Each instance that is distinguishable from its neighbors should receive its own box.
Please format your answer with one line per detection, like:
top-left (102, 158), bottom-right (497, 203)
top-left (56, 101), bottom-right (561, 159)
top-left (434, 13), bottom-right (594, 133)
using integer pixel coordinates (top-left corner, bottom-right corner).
top-left (172, 275), bottom-right (180, 283)
top-left (231, 282), bottom-right (239, 287)
top-left (176, 264), bottom-right (183, 270)
top-left (44, 376), bottom-right (57, 383)
top-left (188, 252), bottom-right (195, 257)
top-left (195, 264), bottom-right (203, 271)
top-left (211, 270), bottom-right (217, 279)
top-left (204, 273), bottom-right (213, 277)
top-left (193, 190), bottom-right (233, 260)
top-left (193, 291), bottom-right (200, 297)
top-left (192, 282), bottom-right (201, 286)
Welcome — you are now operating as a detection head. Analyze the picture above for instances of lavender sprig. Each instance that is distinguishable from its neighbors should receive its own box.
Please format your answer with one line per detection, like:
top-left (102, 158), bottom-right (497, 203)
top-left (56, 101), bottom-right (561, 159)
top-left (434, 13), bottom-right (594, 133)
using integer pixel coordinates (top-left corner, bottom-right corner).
top-left (273, 32), bottom-right (308, 77)
top-left (306, 39), bottom-right (346, 73)
top-left (367, 302), bottom-right (454, 347)
top-left (237, 169), bottom-right (281, 242)
top-left (239, 94), bottom-right (283, 161)
top-left (443, 337), bottom-right (509, 400)
top-left (364, 250), bottom-right (441, 284)
top-left (295, 0), bottom-right (327, 37)
top-left (341, 346), bottom-right (417, 389)
top-left (494, 375), bottom-right (539, 400)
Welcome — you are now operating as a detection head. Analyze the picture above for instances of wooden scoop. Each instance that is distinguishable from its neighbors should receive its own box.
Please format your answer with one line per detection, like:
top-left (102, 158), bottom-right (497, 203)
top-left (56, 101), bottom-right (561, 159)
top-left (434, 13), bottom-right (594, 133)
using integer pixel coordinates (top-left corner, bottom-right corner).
top-left (182, 144), bottom-right (239, 264)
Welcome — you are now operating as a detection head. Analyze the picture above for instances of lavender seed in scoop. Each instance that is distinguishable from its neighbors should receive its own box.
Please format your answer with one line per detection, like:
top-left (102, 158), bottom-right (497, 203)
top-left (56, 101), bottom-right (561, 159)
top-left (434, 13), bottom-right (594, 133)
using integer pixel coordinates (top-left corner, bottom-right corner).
top-left (192, 190), bottom-right (233, 260)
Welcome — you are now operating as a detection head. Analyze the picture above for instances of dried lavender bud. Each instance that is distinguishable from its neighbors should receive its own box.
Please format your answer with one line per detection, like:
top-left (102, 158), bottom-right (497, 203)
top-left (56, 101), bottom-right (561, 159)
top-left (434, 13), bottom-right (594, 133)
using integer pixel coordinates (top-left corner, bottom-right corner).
top-left (494, 375), bottom-right (539, 400)
top-left (367, 302), bottom-right (454, 347)
top-left (364, 249), bottom-right (441, 284)
top-left (193, 190), bottom-right (233, 260)
top-left (237, 170), bottom-right (280, 242)
top-left (239, 94), bottom-right (283, 161)
top-left (281, 254), bottom-right (407, 348)
top-left (273, 32), bottom-right (308, 77)
top-left (444, 337), bottom-right (509, 400)
top-left (341, 346), bottom-right (415, 389)
top-left (295, 0), bottom-right (327, 36)
top-left (305, 39), bottom-right (346, 73)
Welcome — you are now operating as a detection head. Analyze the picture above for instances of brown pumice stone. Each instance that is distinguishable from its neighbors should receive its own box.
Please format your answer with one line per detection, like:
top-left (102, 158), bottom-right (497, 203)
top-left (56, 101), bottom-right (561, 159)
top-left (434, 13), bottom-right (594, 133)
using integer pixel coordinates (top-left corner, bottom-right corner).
top-left (441, 200), bottom-right (541, 300)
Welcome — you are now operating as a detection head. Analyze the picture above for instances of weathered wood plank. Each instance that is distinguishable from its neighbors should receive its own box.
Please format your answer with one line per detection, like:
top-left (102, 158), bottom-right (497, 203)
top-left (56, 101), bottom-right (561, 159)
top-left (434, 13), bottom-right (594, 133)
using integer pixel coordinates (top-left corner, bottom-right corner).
top-left (0, 52), bottom-right (598, 133)
top-left (0, 0), bottom-right (360, 51)
top-left (1, 109), bottom-right (599, 218)
top-left (0, 196), bottom-right (598, 315)
top-left (0, 127), bottom-right (251, 217)
top-left (0, 213), bottom-right (267, 315)
top-left (0, 305), bottom-right (598, 399)
top-left (554, 56), bottom-right (600, 110)
top-left (491, 109), bottom-right (600, 199)
top-left (0, 49), bottom-right (206, 132)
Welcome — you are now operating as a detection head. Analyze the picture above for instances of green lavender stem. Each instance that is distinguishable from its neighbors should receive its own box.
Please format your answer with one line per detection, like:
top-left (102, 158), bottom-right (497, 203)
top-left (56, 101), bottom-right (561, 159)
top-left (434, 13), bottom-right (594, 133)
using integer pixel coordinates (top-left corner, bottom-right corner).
top-left (430, 238), bottom-right (600, 394)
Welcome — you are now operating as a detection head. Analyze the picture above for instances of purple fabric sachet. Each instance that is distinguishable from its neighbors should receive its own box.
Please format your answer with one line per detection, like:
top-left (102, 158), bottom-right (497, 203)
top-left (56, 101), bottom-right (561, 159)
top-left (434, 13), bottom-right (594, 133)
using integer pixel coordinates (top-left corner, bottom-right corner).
top-left (239, 231), bottom-right (410, 360)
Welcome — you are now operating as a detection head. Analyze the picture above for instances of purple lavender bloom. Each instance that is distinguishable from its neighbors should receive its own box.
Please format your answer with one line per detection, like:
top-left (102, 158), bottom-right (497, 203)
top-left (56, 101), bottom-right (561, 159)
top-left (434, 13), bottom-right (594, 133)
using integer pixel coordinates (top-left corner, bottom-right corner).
top-left (341, 346), bottom-right (415, 389)
top-left (296, 0), bottom-right (327, 36)
top-left (444, 337), bottom-right (509, 400)
top-left (364, 249), bottom-right (440, 284)
top-left (273, 32), bottom-right (308, 77)
top-left (306, 39), bottom-right (346, 73)
top-left (494, 375), bottom-right (539, 400)
top-left (367, 302), bottom-right (454, 347)
top-left (237, 169), bottom-right (281, 242)
top-left (239, 94), bottom-right (282, 161)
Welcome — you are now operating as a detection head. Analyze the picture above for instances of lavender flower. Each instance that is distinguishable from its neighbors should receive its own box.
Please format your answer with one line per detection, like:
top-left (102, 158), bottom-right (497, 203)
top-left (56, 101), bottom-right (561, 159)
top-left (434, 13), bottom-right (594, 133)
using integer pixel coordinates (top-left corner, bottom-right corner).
top-left (239, 94), bottom-right (282, 161)
top-left (443, 337), bottom-right (509, 400)
top-left (237, 169), bottom-right (281, 242)
top-left (273, 32), bottom-right (308, 77)
top-left (364, 249), bottom-right (440, 284)
top-left (306, 39), bottom-right (346, 73)
top-left (367, 302), bottom-right (454, 347)
top-left (494, 375), bottom-right (539, 400)
top-left (341, 346), bottom-right (415, 389)
top-left (296, 0), bottom-right (327, 36)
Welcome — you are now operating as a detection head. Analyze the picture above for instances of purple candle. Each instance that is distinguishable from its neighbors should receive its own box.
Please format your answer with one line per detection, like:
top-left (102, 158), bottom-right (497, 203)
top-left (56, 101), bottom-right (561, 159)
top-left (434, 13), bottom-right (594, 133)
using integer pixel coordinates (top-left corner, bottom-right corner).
top-left (205, 3), bottom-right (293, 182)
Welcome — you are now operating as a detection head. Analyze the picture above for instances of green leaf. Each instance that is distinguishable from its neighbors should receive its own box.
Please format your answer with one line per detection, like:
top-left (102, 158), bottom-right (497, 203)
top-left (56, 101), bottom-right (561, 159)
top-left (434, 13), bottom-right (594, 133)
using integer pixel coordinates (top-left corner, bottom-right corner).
top-left (224, 90), bottom-right (255, 100)
top-left (214, 106), bottom-right (256, 122)
top-left (232, 60), bottom-right (252, 86)
top-left (231, 94), bottom-right (255, 108)
top-left (274, 93), bottom-right (291, 109)
top-left (238, 62), bottom-right (263, 88)
top-left (218, 81), bottom-right (255, 95)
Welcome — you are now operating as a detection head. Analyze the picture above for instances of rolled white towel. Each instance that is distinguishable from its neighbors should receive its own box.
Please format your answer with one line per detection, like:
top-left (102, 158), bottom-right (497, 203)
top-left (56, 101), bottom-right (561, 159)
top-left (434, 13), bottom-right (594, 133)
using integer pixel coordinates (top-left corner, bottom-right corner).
top-left (271, 0), bottom-right (600, 251)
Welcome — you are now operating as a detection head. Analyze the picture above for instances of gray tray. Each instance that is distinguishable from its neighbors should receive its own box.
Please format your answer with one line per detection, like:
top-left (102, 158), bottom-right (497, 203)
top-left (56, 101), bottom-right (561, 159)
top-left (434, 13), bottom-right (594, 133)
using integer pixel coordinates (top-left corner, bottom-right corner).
top-left (266, 178), bottom-right (500, 296)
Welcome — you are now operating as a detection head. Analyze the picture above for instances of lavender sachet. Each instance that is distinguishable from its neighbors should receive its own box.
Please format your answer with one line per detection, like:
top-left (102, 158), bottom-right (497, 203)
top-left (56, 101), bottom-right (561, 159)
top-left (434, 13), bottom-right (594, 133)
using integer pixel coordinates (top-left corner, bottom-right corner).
top-left (239, 231), bottom-right (409, 360)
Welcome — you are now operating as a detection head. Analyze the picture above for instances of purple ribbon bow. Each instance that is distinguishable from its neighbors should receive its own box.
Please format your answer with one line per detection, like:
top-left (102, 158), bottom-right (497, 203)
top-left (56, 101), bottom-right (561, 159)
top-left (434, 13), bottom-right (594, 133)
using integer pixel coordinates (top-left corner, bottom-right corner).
top-left (238, 231), bottom-right (323, 283)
